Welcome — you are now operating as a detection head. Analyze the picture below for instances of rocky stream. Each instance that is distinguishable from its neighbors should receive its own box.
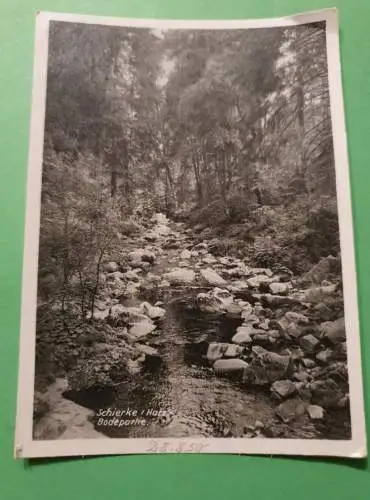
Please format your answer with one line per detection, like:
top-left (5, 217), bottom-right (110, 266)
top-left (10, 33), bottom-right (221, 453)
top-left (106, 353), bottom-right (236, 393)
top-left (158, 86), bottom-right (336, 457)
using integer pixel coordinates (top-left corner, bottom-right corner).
top-left (33, 213), bottom-right (351, 441)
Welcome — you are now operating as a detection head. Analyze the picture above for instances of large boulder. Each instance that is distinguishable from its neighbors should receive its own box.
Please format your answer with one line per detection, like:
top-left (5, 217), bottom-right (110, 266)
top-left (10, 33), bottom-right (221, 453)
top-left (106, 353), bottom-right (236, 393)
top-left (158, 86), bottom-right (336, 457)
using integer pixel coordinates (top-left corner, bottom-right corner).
top-left (163, 239), bottom-right (181, 250)
top-left (293, 371), bottom-right (310, 382)
top-left (310, 379), bottom-right (344, 409)
top-left (124, 281), bottom-right (141, 297)
top-left (203, 255), bottom-right (217, 265)
top-left (128, 249), bottom-right (156, 266)
top-left (194, 242), bottom-right (208, 250)
top-left (105, 261), bottom-right (118, 273)
top-left (247, 275), bottom-right (273, 288)
top-left (301, 284), bottom-right (337, 304)
top-left (33, 392), bottom-right (50, 421)
top-left (312, 302), bottom-right (333, 321)
top-left (241, 303), bottom-right (254, 319)
top-left (271, 380), bottom-right (297, 399)
top-left (123, 269), bottom-right (142, 281)
top-left (224, 344), bottom-right (244, 358)
top-left (232, 326), bottom-right (254, 344)
top-left (319, 317), bottom-right (346, 344)
top-left (213, 358), bottom-right (249, 376)
top-left (218, 257), bottom-right (230, 266)
top-left (213, 288), bottom-right (234, 307)
top-left (200, 268), bottom-right (227, 286)
top-left (151, 212), bottom-right (168, 224)
top-left (243, 314), bottom-right (260, 327)
top-left (247, 267), bottom-right (273, 277)
top-left (232, 289), bottom-right (260, 305)
top-left (206, 343), bottom-right (228, 362)
top-left (180, 249), bottom-right (192, 260)
top-left (302, 358), bottom-right (316, 369)
top-left (285, 311), bottom-right (309, 325)
top-left (224, 266), bottom-right (245, 278)
top-left (33, 379), bottom-right (102, 440)
top-left (269, 282), bottom-right (291, 295)
top-left (286, 322), bottom-right (303, 339)
top-left (179, 260), bottom-right (190, 268)
top-left (94, 342), bottom-right (111, 354)
top-left (110, 305), bottom-right (147, 323)
top-left (196, 287), bottom-right (237, 314)
top-left (307, 404), bottom-right (325, 420)
top-left (294, 381), bottom-right (312, 402)
top-left (148, 222), bottom-right (171, 239)
top-left (273, 265), bottom-right (294, 283)
top-left (107, 271), bottom-right (124, 282)
top-left (165, 268), bottom-right (196, 285)
top-left (261, 294), bottom-right (300, 308)
top-left (228, 280), bottom-right (249, 293)
top-left (299, 255), bottom-right (339, 285)
top-left (135, 344), bottom-right (159, 356)
top-left (253, 333), bottom-right (278, 349)
top-left (224, 303), bottom-right (242, 318)
top-left (244, 346), bottom-right (291, 385)
top-left (196, 292), bottom-right (223, 314)
top-left (130, 320), bottom-right (156, 338)
top-left (275, 398), bottom-right (306, 423)
top-left (94, 309), bottom-right (110, 320)
top-left (126, 358), bottom-right (143, 375)
top-left (299, 334), bottom-right (320, 354)
top-left (140, 302), bottom-right (166, 319)
top-left (316, 349), bottom-right (333, 364)
top-left (131, 261), bottom-right (151, 272)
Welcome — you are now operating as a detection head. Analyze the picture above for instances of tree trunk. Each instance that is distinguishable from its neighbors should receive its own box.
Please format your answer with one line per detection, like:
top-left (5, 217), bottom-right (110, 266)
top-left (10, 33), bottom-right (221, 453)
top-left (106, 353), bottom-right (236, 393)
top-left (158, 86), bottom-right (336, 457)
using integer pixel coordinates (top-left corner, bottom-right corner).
top-left (121, 139), bottom-right (130, 199)
top-left (90, 248), bottom-right (104, 319)
top-left (164, 162), bottom-right (176, 216)
top-left (216, 153), bottom-right (228, 217)
top-left (192, 157), bottom-right (203, 205)
top-left (111, 169), bottom-right (117, 197)
top-left (61, 189), bottom-right (69, 314)
top-left (77, 267), bottom-right (86, 320)
top-left (297, 71), bottom-right (305, 174)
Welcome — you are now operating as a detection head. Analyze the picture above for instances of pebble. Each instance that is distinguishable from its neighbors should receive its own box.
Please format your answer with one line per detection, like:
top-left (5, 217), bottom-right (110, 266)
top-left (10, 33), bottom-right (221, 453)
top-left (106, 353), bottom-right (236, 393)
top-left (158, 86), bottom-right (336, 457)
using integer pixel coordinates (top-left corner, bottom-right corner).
top-left (307, 404), bottom-right (325, 420)
top-left (271, 379), bottom-right (297, 399)
top-left (316, 349), bottom-right (333, 364)
top-left (299, 334), bottom-right (320, 354)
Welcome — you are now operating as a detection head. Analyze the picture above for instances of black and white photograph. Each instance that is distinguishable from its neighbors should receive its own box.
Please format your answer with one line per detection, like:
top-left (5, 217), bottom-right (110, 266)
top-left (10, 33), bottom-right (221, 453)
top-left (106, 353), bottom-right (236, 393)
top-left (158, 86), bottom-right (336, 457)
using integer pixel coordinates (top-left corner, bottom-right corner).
top-left (15, 10), bottom-right (366, 458)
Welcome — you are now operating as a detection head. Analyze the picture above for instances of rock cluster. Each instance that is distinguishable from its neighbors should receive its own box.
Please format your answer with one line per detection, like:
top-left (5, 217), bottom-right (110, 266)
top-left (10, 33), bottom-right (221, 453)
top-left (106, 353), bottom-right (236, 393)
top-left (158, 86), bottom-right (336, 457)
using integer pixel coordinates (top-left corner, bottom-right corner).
top-left (35, 213), bottom-right (347, 438)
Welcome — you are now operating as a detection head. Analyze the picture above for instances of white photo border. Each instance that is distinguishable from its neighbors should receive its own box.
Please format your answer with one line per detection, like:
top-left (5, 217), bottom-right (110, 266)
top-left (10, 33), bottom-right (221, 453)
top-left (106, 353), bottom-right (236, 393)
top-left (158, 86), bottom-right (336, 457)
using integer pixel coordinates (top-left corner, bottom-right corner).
top-left (14, 8), bottom-right (367, 459)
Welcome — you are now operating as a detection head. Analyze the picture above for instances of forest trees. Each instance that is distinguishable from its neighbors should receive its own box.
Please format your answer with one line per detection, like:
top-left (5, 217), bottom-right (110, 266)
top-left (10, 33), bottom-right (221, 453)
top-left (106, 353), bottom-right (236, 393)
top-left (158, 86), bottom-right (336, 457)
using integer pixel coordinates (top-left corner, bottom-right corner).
top-left (259, 22), bottom-right (335, 201)
top-left (39, 22), bottom-right (162, 316)
top-left (38, 20), bottom-right (339, 316)
top-left (38, 151), bottom-right (120, 318)
top-left (157, 22), bottom-right (336, 225)
top-left (162, 28), bottom-right (284, 219)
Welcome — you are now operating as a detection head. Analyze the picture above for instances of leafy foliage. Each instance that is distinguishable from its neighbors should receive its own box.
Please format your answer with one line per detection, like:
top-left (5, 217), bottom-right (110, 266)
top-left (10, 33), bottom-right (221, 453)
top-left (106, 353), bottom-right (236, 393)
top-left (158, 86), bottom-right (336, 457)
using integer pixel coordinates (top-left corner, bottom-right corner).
top-left (39, 21), bottom-right (340, 316)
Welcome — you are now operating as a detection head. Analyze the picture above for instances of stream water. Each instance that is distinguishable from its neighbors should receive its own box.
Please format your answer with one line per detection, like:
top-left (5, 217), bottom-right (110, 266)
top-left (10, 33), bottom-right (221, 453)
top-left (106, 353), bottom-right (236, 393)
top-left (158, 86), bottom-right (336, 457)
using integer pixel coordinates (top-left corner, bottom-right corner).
top-left (66, 299), bottom-right (276, 438)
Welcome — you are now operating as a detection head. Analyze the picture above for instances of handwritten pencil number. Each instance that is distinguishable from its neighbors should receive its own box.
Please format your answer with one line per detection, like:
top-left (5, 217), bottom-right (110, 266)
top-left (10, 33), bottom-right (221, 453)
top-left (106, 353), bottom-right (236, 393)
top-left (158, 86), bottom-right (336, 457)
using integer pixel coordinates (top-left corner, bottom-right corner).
top-left (147, 440), bottom-right (159, 453)
top-left (146, 441), bottom-right (209, 453)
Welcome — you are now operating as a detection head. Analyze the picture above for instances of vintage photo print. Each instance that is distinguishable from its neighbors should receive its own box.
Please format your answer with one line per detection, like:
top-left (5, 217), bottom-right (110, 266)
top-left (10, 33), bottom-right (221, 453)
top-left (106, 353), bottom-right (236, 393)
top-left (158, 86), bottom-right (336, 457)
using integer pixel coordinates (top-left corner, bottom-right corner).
top-left (15, 9), bottom-right (366, 458)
